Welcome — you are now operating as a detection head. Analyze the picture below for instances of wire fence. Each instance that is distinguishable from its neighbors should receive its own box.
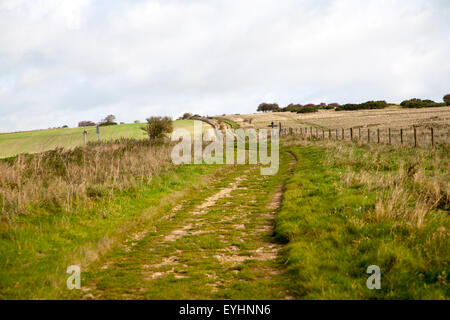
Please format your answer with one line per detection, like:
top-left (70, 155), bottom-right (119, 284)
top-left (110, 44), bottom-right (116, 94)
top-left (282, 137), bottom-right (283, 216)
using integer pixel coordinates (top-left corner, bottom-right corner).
top-left (280, 126), bottom-right (450, 148)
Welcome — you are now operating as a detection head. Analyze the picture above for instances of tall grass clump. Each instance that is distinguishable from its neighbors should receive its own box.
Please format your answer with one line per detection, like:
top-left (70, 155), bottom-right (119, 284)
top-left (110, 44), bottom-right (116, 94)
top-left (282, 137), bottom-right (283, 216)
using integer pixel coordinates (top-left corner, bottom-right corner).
top-left (0, 138), bottom-right (171, 218)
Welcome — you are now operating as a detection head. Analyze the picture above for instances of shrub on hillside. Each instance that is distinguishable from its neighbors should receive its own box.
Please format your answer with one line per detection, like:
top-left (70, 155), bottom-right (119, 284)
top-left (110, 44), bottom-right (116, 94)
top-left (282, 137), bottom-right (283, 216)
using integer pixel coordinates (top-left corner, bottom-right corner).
top-left (325, 103), bottom-right (340, 110)
top-left (257, 103), bottom-right (280, 112)
top-left (283, 104), bottom-right (303, 113)
top-left (182, 113), bottom-right (193, 120)
top-left (443, 94), bottom-right (450, 106)
top-left (78, 121), bottom-right (96, 127)
top-left (141, 116), bottom-right (173, 143)
top-left (336, 104), bottom-right (359, 111)
top-left (400, 99), bottom-right (445, 108)
top-left (361, 100), bottom-right (388, 109)
top-left (335, 100), bottom-right (388, 111)
top-left (297, 105), bottom-right (319, 113)
top-left (99, 114), bottom-right (118, 126)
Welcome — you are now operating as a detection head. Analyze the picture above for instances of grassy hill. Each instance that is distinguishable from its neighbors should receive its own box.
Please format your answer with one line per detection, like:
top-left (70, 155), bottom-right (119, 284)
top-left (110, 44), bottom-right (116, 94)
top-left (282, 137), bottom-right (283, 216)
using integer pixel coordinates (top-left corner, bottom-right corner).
top-left (0, 120), bottom-right (209, 159)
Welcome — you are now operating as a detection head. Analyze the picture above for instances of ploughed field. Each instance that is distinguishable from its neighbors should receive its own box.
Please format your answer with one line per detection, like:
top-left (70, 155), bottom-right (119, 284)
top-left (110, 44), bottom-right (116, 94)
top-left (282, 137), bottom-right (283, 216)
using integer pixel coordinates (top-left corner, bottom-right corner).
top-left (226, 106), bottom-right (450, 143)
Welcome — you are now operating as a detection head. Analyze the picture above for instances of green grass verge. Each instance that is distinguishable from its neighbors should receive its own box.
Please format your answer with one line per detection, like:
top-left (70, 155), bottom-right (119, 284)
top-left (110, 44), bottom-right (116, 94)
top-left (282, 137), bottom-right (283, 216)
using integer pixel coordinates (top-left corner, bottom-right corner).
top-left (0, 163), bottom-right (219, 299)
top-left (276, 145), bottom-right (449, 299)
top-left (216, 117), bottom-right (240, 130)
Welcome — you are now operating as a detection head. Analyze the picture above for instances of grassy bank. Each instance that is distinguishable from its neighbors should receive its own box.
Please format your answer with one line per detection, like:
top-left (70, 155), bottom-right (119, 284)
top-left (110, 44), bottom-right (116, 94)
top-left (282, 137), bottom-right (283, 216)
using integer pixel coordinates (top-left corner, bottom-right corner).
top-left (276, 139), bottom-right (449, 299)
top-left (215, 117), bottom-right (240, 130)
top-left (0, 139), bottom-right (220, 299)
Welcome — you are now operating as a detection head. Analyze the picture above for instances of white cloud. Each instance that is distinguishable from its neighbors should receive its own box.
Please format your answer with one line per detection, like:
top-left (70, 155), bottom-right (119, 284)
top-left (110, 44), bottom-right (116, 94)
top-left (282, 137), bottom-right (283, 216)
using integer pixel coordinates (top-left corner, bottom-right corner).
top-left (0, 0), bottom-right (449, 131)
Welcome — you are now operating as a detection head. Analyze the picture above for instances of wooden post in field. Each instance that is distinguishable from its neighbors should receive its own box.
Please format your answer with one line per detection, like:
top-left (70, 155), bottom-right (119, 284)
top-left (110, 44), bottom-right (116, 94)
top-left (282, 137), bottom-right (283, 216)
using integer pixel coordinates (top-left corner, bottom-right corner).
top-left (388, 128), bottom-right (391, 144)
top-left (96, 125), bottom-right (100, 142)
top-left (310, 127), bottom-right (312, 137)
top-left (83, 130), bottom-right (88, 146)
top-left (350, 128), bottom-right (353, 141)
top-left (329, 129), bottom-right (331, 140)
top-left (359, 128), bottom-right (361, 140)
top-left (368, 128), bottom-right (370, 143)
top-left (336, 129), bottom-right (338, 140)
top-left (342, 128), bottom-right (344, 140)
top-left (322, 129), bottom-right (325, 140)
top-left (413, 126), bottom-right (417, 147)
top-left (377, 128), bottom-right (380, 144)
top-left (400, 128), bottom-right (403, 145)
top-left (431, 127), bottom-right (434, 147)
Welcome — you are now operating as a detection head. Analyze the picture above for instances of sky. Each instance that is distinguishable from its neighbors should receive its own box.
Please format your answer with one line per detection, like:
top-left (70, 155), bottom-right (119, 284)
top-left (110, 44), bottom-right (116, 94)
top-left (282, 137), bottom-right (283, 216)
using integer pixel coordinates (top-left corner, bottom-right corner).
top-left (0, 0), bottom-right (449, 132)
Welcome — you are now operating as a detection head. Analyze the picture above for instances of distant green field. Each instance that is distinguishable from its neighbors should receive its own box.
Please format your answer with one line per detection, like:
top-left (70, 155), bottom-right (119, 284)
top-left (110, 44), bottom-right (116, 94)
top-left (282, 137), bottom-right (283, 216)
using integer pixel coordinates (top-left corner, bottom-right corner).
top-left (0, 120), bottom-right (210, 159)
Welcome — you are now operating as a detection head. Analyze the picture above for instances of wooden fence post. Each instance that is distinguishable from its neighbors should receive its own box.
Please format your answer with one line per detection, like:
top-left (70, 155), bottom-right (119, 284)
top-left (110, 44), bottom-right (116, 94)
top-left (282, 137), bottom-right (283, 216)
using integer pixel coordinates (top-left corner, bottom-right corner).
top-left (322, 129), bottom-right (325, 140)
top-left (431, 127), bottom-right (434, 147)
top-left (342, 128), bottom-right (344, 140)
top-left (359, 128), bottom-right (361, 140)
top-left (377, 128), bottom-right (380, 144)
top-left (329, 129), bottom-right (331, 140)
top-left (414, 126), bottom-right (417, 147)
top-left (336, 129), bottom-right (338, 140)
top-left (368, 128), bottom-right (370, 143)
top-left (350, 128), bottom-right (353, 141)
top-left (400, 128), bottom-right (403, 145)
top-left (388, 128), bottom-right (391, 145)
top-left (83, 130), bottom-right (87, 146)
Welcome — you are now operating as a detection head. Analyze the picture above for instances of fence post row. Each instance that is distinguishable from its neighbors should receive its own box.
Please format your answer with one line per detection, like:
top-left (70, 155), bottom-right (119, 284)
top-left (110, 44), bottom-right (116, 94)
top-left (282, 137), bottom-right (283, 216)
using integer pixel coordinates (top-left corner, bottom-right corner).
top-left (283, 125), bottom-right (442, 148)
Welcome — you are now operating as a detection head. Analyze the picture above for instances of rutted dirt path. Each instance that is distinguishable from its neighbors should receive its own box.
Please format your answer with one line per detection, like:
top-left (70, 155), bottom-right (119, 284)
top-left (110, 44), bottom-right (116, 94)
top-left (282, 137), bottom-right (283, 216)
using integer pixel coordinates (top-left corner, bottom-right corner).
top-left (72, 152), bottom-right (296, 300)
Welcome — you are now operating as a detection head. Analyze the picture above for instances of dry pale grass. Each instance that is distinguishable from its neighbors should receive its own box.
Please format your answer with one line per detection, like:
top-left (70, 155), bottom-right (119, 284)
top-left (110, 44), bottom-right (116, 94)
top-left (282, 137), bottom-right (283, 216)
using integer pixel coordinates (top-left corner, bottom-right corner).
top-left (0, 139), bottom-right (172, 218)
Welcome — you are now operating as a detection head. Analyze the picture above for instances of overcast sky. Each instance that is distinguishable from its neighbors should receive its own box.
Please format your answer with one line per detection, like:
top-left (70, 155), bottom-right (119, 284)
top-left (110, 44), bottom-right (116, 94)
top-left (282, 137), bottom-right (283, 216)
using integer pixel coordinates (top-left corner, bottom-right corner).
top-left (1, 0), bottom-right (449, 132)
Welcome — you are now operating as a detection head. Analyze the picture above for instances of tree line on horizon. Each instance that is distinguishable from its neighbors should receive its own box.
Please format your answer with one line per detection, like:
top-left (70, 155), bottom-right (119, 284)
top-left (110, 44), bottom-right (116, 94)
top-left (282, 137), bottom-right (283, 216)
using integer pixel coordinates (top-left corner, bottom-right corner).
top-left (258, 94), bottom-right (450, 114)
